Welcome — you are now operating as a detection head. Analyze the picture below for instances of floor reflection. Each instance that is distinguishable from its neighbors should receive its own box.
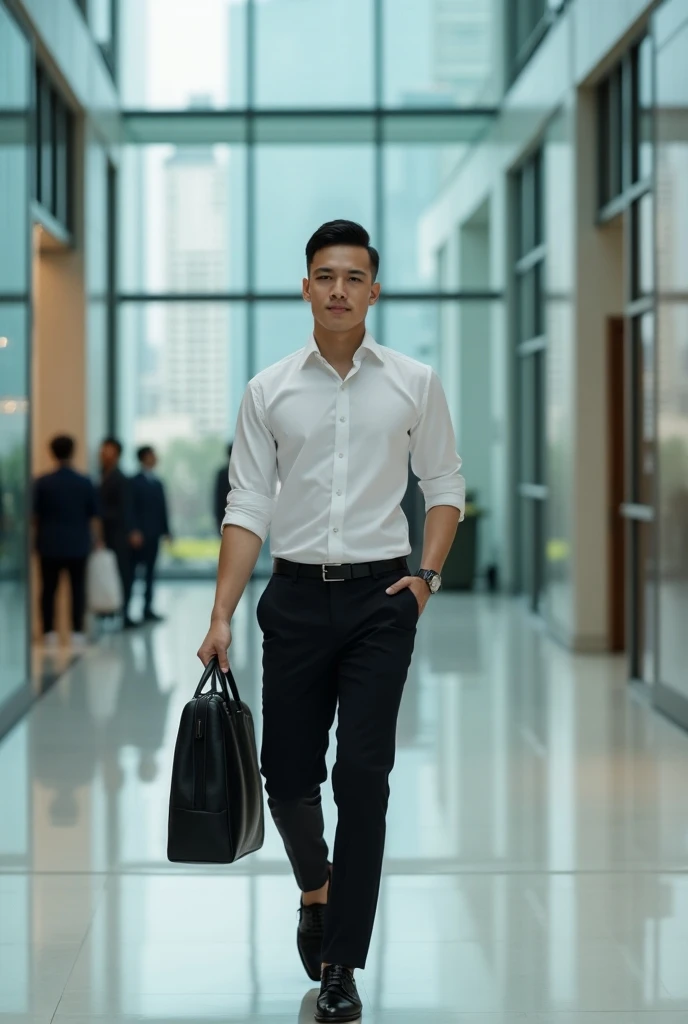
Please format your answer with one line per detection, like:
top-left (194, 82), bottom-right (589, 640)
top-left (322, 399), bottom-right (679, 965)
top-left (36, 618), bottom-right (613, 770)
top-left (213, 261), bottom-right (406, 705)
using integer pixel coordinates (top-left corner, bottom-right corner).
top-left (1, 582), bottom-right (688, 1021)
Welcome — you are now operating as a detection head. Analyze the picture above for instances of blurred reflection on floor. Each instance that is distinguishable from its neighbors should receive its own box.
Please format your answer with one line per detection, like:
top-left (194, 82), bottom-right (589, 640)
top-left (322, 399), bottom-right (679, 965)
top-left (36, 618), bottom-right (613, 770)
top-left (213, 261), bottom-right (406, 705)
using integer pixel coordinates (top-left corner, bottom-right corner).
top-left (1, 582), bottom-right (688, 1023)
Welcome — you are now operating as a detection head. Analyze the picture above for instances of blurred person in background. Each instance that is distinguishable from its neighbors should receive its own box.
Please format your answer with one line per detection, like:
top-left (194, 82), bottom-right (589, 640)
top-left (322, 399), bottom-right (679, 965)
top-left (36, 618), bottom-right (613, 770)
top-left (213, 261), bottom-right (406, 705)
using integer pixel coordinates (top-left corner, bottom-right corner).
top-left (129, 446), bottom-right (172, 623)
top-left (33, 434), bottom-right (103, 649)
top-left (213, 442), bottom-right (233, 534)
top-left (99, 437), bottom-right (138, 629)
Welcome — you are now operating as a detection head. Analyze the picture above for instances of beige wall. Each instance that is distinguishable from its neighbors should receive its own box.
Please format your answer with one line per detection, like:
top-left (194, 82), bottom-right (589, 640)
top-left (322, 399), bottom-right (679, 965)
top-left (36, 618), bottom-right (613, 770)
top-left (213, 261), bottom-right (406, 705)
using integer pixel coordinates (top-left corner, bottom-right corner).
top-left (31, 231), bottom-right (87, 641)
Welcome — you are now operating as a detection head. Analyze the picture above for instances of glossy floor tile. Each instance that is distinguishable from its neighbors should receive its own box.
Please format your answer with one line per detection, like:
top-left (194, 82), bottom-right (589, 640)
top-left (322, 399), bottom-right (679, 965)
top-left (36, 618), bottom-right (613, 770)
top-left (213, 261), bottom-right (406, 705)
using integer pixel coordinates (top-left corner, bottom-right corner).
top-left (1, 582), bottom-right (688, 1023)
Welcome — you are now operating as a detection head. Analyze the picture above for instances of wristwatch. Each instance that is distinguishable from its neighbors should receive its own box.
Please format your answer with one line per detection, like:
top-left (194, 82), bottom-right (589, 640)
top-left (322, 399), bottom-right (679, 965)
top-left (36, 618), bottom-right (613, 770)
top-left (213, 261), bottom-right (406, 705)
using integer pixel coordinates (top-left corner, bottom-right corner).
top-left (416, 569), bottom-right (442, 594)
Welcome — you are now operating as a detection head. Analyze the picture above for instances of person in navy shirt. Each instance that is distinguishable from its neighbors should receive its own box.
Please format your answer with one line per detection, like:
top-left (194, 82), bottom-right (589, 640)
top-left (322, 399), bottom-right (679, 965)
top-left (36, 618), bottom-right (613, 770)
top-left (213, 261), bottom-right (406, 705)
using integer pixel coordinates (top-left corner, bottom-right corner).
top-left (129, 446), bottom-right (172, 623)
top-left (33, 435), bottom-right (103, 647)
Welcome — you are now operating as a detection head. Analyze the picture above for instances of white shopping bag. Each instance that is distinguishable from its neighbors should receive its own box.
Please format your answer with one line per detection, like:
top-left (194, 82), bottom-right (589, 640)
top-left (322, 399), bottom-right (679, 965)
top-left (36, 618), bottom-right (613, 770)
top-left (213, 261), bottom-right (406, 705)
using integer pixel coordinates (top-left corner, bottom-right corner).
top-left (87, 549), bottom-right (123, 614)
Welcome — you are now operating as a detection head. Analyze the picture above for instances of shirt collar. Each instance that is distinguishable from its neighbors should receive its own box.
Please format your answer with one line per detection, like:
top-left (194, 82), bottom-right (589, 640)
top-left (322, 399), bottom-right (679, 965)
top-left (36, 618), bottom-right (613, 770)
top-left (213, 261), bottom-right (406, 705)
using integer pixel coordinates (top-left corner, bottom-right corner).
top-left (299, 330), bottom-right (385, 369)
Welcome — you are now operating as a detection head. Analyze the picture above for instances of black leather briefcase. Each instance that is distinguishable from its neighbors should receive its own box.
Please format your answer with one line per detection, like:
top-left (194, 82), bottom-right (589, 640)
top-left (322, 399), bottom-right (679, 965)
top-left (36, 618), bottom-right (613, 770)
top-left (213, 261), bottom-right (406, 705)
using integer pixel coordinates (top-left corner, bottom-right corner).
top-left (167, 656), bottom-right (264, 864)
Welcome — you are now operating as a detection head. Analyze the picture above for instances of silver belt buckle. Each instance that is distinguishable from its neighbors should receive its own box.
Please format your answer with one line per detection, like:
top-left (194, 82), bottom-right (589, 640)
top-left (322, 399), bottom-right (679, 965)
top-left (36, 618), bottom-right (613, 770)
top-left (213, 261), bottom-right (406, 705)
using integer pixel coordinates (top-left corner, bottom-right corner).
top-left (322, 563), bottom-right (343, 582)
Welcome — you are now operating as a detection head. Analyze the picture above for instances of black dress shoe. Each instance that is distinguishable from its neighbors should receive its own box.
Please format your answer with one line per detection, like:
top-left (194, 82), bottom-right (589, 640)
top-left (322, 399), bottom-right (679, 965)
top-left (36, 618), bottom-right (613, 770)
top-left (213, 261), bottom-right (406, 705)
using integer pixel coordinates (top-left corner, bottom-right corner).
top-left (123, 617), bottom-right (140, 630)
top-left (315, 965), bottom-right (362, 1023)
top-left (143, 611), bottom-right (165, 623)
top-left (297, 899), bottom-right (326, 982)
top-left (297, 863), bottom-right (332, 981)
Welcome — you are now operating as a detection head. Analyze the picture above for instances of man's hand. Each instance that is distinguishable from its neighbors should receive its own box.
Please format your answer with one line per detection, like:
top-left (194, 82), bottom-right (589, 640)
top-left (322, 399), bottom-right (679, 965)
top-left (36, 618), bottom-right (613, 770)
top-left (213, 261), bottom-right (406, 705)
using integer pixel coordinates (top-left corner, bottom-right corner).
top-left (385, 575), bottom-right (431, 617)
top-left (129, 530), bottom-right (144, 549)
top-left (197, 617), bottom-right (232, 673)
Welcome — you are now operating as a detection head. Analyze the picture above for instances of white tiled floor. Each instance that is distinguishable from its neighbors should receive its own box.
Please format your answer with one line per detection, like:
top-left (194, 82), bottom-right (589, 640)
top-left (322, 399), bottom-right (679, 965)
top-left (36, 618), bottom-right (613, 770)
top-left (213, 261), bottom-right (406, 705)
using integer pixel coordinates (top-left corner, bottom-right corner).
top-left (1, 581), bottom-right (688, 1023)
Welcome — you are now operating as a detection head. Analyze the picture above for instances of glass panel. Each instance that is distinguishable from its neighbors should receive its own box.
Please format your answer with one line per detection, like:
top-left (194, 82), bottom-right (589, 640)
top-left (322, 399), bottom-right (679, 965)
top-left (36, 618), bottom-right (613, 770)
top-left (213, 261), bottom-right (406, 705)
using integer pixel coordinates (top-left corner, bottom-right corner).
top-left (0, 2), bottom-right (30, 721)
top-left (255, 145), bottom-right (375, 293)
top-left (656, 34), bottom-right (688, 293)
top-left (119, 0), bottom-right (247, 109)
top-left (636, 35), bottom-right (654, 182)
top-left (656, 300), bottom-right (688, 707)
top-left (383, 0), bottom-right (497, 108)
top-left (604, 67), bottom-right (623, 202)
top-left (90, 0), bottom-right (113, 45)
top-left (382, 144), bottom-right (464, 291)
top-left (118, 302), bottom-right (247, 574)
top-left (632, 193), bottom-right (654, 298)
top-left (517, 265), bottom-right (542, 342)
top-left (631, 521), bottom-right (656, 684)
top-left (119, 144), bottom-right (247, 293)
top-left (631, 314), bottom-right (655, 508)
top-left (54, 99), bottom-right (69, 228)
top-left (383, 302), bottom-right (440, 369)
top-left (0, 13), bottom-right (30, 295)
top-left (255, 0), bottom-right (374, 109)
top-left (597, 78), bottom-right (610, 207)
top-left (519, 355), bottom-right (536, 483)
top-left (38, 73), bottom-right (54, 213)
top-left (0, 304), bottom-right (29, 712)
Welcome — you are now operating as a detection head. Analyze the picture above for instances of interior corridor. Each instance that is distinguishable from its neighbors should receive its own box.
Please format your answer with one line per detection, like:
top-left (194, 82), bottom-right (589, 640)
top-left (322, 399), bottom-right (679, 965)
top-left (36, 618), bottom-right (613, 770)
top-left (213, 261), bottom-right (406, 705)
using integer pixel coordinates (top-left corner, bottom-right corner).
top-left (2, 584), bottom-right (688, 1023)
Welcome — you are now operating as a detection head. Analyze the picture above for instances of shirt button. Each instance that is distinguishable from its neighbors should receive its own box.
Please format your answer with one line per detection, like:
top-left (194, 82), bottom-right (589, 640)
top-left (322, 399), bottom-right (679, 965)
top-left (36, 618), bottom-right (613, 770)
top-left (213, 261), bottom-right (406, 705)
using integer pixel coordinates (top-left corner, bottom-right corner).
top-left (333, 528), bottom-right (339, 533)
top-left (336, 489), bottom-right (342, 496)
top-left (340, 417), bottom-right (346, 423)
top-left (338, 453), bottom-right (344, 459)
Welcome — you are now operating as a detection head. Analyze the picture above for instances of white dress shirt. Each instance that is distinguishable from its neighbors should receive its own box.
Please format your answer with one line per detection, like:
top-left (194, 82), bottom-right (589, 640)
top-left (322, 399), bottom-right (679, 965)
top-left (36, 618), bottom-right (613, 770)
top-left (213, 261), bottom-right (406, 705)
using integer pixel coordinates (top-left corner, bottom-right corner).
top-left (222, 332), bottom-right (465, 564)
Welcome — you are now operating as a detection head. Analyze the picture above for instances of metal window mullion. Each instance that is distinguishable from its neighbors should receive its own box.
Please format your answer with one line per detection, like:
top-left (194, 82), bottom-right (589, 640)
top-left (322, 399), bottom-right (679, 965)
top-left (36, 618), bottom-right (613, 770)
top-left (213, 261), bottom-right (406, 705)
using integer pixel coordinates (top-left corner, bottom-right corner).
top-left (246, 0), bottom-right (256, 381)
top-left (374, 0), bottom-right (384, 347)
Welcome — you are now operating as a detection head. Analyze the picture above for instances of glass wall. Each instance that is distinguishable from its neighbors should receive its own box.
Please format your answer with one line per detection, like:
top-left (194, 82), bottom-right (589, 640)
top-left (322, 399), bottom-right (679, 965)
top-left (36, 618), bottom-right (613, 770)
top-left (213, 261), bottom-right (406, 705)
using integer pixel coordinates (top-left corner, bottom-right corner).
top-left (117, 0), bottom-right (501, 574)
top-left (0, 1), bottom-right (31, 723)
top-left (655, 7), bottom-right (688, 726)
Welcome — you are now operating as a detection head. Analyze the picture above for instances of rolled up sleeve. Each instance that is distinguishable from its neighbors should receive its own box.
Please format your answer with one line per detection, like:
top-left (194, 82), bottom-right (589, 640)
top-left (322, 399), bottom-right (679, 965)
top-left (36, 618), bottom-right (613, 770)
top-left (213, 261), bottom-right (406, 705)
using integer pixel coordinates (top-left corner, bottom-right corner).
top-left (410, 369), bottom-right (466, 521)
top-left (221, 382), bottom-right (277, 541)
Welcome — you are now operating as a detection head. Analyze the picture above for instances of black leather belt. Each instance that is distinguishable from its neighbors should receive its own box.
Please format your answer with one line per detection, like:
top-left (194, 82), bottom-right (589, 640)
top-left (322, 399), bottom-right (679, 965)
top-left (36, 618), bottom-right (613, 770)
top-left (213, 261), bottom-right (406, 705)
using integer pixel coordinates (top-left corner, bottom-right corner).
top-left (273, 556), bottom-right (408, 582)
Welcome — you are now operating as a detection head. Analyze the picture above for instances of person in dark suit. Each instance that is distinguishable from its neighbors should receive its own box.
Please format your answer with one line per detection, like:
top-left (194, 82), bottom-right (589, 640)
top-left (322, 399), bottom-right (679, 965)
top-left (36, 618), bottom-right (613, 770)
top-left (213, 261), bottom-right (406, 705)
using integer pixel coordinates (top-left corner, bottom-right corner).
top-left (33, 435), bottom-right (103, 647)
top-left (99, 437), bottom-right (138, 629)
top-left (129, 446), bottom-right (171, 623)
top-left (213, 442), bottom-right (233, 534)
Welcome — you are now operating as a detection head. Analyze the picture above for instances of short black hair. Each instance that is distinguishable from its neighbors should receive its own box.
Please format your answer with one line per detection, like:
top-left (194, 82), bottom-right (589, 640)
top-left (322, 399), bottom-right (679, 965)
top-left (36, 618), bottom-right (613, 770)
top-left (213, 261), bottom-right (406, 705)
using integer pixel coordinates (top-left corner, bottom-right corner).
top-left (101, 437), bottom-right (123, 456)
top-left (50, 435), bottom-right (75, 461)
top-left (137, 445), bottom-right (155, 463)
top-left (306, 220), bottom-right (380, 282)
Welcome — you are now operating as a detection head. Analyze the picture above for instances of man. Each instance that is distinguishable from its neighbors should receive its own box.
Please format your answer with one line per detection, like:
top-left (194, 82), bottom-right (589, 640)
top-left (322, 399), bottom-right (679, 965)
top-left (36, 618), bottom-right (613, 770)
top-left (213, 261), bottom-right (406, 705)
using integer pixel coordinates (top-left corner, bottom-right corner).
top-left (99, 438), bottom-right (138, 629)
top-left (33, 435), bottom-right (102, 648)
top-left (130, 446), bottom-right (171, 623)
top-left (213, 442), bottom-right (233, 534)
top-left (198, 220), bottom-right (464, 1023)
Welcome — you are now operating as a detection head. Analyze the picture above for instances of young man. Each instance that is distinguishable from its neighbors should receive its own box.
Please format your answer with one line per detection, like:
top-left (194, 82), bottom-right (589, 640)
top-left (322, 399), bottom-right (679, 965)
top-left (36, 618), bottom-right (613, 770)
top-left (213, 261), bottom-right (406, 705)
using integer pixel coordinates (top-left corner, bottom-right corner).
top-left (130, 446), bottom-right (172, 623)
top-left (33, 435), bottom-right (102, 648)
top-left (198, 220), bottom-right (464, 1022)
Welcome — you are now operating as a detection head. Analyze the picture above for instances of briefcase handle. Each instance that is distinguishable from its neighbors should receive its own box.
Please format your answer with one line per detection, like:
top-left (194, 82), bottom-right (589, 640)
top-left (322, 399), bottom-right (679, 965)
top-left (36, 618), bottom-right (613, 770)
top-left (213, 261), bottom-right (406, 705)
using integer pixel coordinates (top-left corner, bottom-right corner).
top-left (195, 655), bottom-right (242, 705)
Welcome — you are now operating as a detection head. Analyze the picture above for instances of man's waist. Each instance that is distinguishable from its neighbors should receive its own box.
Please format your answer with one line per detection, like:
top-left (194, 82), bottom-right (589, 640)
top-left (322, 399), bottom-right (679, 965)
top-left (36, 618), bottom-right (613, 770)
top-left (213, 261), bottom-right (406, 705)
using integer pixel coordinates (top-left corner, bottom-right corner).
top-left (273, 556), bottom-right (408, 582)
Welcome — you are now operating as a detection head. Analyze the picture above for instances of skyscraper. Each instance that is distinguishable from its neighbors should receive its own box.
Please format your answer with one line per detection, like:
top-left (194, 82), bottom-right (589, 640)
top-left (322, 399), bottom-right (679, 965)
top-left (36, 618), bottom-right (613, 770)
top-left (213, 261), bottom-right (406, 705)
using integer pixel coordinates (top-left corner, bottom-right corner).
top-left (432, 0), bottom-right (494, 105)
top-left (161, 141), bottom-right (230, 437)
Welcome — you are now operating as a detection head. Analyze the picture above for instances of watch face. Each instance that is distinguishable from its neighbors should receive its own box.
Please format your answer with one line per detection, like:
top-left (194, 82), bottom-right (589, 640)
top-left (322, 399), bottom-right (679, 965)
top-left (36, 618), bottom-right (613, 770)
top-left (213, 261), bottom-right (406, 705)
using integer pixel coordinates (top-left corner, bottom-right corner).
top-left (429, 574), bottom-right (442, 594)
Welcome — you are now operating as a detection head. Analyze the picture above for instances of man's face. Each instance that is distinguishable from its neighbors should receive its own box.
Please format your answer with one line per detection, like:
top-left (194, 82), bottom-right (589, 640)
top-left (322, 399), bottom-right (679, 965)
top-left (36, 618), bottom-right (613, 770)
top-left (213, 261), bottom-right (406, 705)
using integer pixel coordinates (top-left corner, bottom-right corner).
top-left (100, 443), bottom-right (119, 471)
top-left (142, 451), bottom-right (157, 471)
top-left (303, 245), bottom-right (380, 333)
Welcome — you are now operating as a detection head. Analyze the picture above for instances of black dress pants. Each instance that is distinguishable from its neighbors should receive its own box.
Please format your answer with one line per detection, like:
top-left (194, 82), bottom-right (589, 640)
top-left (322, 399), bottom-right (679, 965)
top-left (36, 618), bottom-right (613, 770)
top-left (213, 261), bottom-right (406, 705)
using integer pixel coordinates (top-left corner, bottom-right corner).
top-left (131, 539), bottom-right (159, 615)
top-left (40, 556), bottom-right (88, 634)
top-left (259, 565), bottom-right (418, 969)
